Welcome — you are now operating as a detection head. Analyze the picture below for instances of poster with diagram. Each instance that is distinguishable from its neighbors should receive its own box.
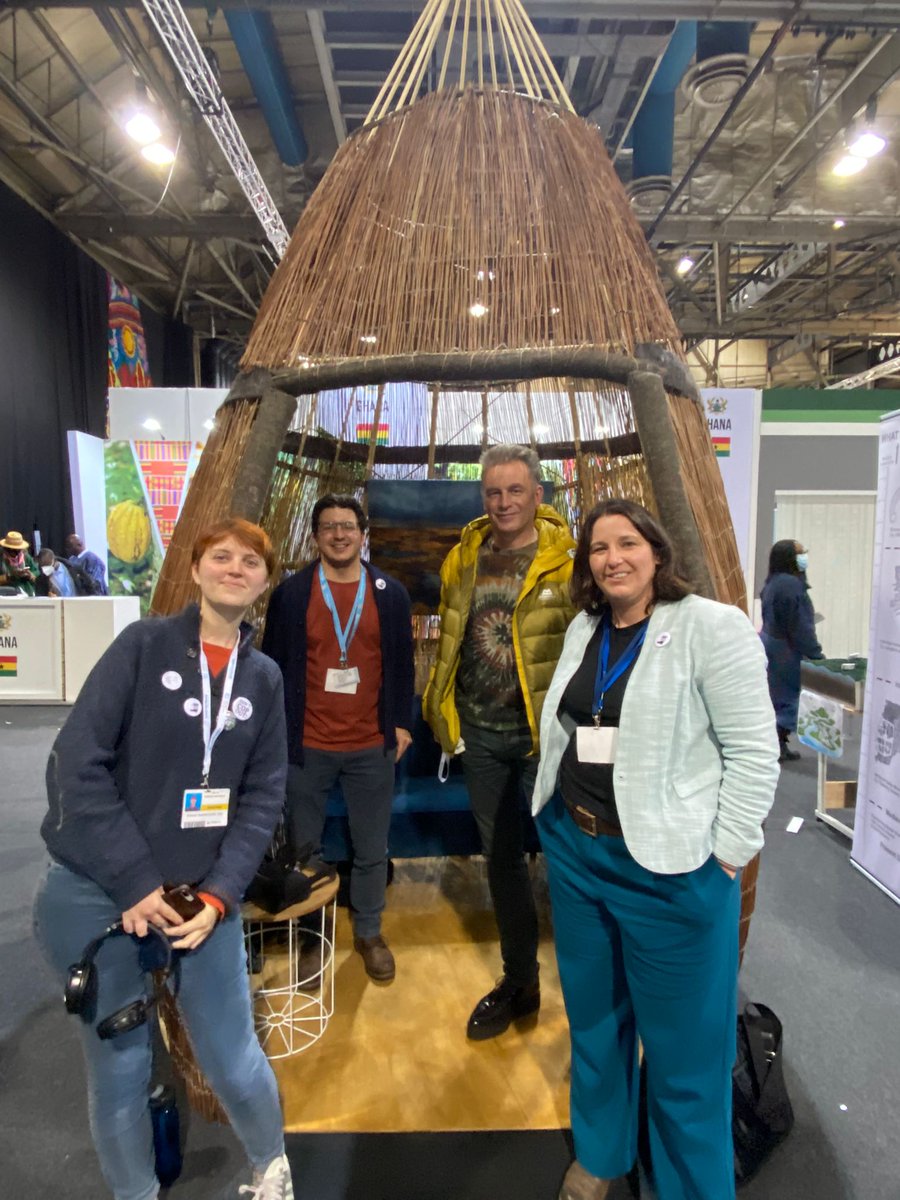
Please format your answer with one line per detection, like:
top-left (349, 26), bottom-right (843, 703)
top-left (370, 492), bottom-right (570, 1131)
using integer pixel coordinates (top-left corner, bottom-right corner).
top-left (852, 407), bottom-right (900, 904)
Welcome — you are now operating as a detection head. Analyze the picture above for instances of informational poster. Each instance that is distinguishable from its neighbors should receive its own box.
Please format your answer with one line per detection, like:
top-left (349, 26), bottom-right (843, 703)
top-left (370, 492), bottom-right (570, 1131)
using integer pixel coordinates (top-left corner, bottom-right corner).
top-left (852, 407), bottom-right (900, 904)
top-left (797, 688), bottom-right (844, 758)
top-left (701, 388), bottom-right (762, 602)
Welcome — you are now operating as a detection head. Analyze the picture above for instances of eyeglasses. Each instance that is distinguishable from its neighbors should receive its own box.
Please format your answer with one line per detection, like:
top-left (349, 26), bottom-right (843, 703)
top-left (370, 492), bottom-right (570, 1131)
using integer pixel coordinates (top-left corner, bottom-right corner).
top-left (318, 521), bottom-right (359, 534)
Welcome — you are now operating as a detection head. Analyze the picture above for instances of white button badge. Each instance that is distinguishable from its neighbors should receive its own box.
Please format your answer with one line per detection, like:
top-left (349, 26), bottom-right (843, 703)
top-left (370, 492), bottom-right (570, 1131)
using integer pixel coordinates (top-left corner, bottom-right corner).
top-left (232, 696), bottom-right (253, 721)
top-left (162, 671), bottom-right (182, 690)
top-left (183, 697), bottom-right (202, 717)
top-left (654, 632), bottom-right (671, 648)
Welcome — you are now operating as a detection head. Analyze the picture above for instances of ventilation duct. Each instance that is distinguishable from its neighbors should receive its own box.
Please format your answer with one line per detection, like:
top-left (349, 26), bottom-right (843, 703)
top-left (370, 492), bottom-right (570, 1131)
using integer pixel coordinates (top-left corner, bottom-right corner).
top-left (682, 22), bottom-right (754, 108)
top-left (627, 21), bottom-right (697, 211)
top-left (225, 11), bottom-right (307, 167)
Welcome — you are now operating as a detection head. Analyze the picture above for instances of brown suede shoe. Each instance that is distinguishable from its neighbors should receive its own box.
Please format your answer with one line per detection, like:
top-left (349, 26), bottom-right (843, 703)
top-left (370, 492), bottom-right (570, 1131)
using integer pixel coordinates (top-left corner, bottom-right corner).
top-left (559, 1160), bottom-right (611, 1200)
top-left (353, 934), bottom-right (396, 982)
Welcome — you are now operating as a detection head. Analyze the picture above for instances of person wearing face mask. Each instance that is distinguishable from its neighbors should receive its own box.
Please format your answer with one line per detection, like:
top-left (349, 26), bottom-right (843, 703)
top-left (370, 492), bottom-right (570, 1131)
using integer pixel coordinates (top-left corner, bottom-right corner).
top-left (35, 548), bottom-right (80, 597)
top-left (532, 498), bottom-right (779, 1200)
top-left (760, 539), bottom-right (823, 763)
top-left (0, 530), bottom-right (38, 595)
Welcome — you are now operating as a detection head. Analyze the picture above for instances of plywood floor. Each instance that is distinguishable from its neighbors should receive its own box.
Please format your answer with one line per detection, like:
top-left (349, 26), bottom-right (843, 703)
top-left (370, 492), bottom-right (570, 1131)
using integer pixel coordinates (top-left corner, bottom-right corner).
top-left (265, 857), bottom-right (571, 1134)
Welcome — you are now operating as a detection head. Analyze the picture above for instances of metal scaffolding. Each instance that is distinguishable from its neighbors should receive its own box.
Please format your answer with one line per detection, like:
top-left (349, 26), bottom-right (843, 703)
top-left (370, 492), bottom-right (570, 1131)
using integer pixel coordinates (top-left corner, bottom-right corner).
top-left (141, 0), bottom-right (290, 258)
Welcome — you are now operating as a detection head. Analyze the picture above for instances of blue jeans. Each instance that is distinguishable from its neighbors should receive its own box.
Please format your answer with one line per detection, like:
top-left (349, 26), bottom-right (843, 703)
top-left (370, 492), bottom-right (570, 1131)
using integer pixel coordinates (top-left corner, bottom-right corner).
top-left (33, 861), bottom-right (285, 1200)
top-left (537, 793), bottom-right (739, 1200)
top-left (286, 745), bottom-right (396, 938)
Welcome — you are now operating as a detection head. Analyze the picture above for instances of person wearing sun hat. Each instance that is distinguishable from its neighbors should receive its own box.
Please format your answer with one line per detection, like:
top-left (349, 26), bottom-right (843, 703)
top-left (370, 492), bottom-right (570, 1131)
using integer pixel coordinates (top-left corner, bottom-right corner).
top-left (0, 531), bottom-right (38, 596)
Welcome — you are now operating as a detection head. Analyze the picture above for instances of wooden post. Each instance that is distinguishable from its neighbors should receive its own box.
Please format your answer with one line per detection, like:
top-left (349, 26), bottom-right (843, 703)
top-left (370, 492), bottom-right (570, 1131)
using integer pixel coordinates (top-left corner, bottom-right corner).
top-left (230, 381), bottom-right (297, 521)
top-left (627, 369), bottom-right (715, 600)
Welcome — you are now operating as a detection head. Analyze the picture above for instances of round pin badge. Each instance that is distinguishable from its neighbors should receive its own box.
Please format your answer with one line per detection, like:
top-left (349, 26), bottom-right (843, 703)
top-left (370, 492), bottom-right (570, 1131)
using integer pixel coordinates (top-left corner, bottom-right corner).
top-left (183, 697), bottom-right (202, 717)
top-left (232, 696), bottom-right (253, 721)
top-left (654, 632), bottom-right (671, 648)
top-left (375, 577), bottom-right (387, 590)
top-left (162, 671), bottom-right (182, 690)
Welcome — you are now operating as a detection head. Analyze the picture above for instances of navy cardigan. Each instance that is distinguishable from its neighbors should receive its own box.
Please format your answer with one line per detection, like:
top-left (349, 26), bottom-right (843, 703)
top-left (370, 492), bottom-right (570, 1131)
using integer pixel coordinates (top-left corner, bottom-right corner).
top-left (261, 560), bottom-right (415, 767)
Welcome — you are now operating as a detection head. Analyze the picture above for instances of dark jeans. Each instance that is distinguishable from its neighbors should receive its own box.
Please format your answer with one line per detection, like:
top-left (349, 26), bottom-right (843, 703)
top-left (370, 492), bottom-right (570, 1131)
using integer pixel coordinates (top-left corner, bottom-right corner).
top-left (287, 745), bottom-right (396, 938)
top-left (459, 719), bottom-right (540, 988)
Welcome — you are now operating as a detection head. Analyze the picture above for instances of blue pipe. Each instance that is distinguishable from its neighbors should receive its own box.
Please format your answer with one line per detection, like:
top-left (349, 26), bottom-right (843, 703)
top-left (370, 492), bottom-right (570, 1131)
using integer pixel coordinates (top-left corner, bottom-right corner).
top-left (632, 21), bottom-right (696, 183)
top-left (226, 11), bottom-right (307, 167)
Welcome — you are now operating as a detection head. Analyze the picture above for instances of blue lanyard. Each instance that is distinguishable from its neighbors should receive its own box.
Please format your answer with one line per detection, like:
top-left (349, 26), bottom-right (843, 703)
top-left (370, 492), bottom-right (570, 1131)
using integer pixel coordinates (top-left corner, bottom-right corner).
top-left (318, 565), bottom-right (367, 666)
top-left (592, 614), bottom-right (647, 725)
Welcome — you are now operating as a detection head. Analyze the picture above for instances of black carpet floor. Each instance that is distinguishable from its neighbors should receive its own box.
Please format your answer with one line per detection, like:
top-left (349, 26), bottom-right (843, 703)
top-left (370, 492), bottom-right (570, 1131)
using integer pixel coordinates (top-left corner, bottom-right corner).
top-left (1, 706), bottom-right (898, 1199)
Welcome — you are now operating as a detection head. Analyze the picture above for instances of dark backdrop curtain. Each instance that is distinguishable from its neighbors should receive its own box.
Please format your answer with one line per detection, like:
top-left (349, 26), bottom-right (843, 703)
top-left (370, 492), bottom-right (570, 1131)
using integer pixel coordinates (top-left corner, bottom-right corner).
top-left (0, 184), bottom-right (107, 554)
top-left (142, 302), bottom-right (195, 388)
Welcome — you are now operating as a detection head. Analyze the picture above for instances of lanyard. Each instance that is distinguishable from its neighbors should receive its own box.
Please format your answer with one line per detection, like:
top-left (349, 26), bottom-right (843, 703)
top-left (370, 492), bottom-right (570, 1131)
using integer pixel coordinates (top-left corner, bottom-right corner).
top-left (318, 565), bottom-right (366, 667)
top-left (199, 641), bottom-right (239, 785)
top-left (592, 614), bottom-right (647, 725)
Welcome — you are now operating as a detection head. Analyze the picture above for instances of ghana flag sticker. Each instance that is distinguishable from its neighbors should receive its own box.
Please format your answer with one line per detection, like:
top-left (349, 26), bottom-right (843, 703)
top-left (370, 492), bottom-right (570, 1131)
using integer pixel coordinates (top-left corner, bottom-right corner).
top-left (711, 436), bottom-right (731, 458)
top-left (0, 656), bottom-right (17, 677)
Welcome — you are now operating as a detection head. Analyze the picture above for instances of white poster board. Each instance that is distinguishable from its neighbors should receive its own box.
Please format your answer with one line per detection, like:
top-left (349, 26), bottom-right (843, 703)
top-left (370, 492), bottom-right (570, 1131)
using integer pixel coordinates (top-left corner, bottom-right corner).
top-left (0, 598), bottom-right (64, 702)
top-left (852, 407), bottom-right (900, 904)
top-left (701, 388), bottom-right (762, 605)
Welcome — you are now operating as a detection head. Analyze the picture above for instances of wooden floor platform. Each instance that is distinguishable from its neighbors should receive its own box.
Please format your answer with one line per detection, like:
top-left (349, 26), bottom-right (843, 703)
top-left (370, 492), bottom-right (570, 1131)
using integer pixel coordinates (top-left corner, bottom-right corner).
top-left (266, 857), bottom-right (572, 1134)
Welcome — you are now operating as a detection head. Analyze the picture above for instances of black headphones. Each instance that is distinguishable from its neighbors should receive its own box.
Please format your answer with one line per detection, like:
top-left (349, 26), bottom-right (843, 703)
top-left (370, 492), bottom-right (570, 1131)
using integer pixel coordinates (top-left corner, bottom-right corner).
top-left (65, 921), bottom-right (175, 1041)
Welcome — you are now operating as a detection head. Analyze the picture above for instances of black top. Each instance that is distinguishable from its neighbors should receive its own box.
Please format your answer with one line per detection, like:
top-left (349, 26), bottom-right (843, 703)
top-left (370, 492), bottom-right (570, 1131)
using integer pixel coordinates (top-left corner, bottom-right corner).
top-left (558, 617), bottom-right (648, 829)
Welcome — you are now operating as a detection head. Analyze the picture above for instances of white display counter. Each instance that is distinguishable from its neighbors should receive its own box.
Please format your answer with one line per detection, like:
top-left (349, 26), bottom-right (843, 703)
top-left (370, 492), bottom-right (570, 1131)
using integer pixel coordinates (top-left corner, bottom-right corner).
top-left (0, 597), bottom-right (140, 704)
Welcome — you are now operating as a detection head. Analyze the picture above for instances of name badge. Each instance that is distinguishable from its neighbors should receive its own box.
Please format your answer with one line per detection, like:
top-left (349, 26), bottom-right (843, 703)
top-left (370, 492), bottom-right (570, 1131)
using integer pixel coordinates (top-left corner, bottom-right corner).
top-left (181, 787), bottom-right (230, 829)
top-left (576, 725), bottom-right (618, 764)
top-left (325, 666), bottom-right (360, 695)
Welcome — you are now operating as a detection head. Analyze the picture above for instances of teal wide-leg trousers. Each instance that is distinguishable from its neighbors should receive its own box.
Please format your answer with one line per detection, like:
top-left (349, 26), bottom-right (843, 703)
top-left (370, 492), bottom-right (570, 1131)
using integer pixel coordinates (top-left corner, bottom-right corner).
top-left (538, 793), bottom-right (740, 1200)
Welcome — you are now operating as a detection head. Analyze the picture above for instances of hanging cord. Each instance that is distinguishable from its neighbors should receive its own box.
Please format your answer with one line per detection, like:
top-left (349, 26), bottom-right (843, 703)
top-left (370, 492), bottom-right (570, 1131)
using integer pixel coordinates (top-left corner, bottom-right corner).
top-left (143, 133), bottom-right (183, 215)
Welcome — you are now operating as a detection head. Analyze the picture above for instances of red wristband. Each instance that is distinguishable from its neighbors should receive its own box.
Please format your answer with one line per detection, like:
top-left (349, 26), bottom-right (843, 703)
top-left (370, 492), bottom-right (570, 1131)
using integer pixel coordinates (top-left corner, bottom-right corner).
top-left (197, 891), bottom-right (226, 919)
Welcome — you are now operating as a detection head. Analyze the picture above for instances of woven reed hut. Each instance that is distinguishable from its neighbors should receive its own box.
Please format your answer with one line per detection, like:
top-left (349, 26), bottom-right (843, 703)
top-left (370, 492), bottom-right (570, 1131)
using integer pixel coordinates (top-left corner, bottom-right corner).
top-left (153, 0), bottom-right (759, 952)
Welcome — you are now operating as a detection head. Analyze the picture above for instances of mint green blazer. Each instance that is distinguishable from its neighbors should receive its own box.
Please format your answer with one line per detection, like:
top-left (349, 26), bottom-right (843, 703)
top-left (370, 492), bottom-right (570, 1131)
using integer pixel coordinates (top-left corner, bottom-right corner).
top-left (533, 594), bottom-right (780, 872)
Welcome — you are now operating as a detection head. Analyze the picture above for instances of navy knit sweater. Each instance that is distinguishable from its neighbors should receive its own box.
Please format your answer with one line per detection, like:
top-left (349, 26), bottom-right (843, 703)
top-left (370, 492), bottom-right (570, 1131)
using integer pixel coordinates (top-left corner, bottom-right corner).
top-left (41, 605), bottom-right (287, 913)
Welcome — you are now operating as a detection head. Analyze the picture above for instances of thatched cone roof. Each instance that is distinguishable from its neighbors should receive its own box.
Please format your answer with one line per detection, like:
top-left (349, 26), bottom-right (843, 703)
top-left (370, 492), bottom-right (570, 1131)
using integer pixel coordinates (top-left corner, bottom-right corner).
top-left (242, 87), bottom-right (682, 369)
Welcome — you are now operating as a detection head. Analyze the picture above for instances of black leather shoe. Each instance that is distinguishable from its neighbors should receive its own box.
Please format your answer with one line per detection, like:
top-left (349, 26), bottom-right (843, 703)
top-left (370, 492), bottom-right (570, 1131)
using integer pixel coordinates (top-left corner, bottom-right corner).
top-left (466, 976), bottom-right (540, 1041)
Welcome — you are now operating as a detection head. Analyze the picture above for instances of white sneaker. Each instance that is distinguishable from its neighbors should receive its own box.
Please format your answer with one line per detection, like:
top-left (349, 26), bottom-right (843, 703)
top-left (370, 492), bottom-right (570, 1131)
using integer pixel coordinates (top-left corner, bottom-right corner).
top-left (238, 1152), bottom-right (294, 1200)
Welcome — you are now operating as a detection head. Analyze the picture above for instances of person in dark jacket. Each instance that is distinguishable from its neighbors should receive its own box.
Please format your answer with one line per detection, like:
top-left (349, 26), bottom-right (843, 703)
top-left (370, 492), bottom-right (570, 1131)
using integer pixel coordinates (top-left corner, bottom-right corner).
top-left (760, 539), bottom-right (823, 762)
top-left (33, 517), bottom-right (293, 1200)
top-left (261, 493), bottom-right (414, 983)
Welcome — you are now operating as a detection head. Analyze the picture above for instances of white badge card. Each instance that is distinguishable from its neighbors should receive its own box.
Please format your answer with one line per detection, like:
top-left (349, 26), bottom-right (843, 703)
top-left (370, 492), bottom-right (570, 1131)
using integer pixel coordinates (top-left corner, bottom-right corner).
top-left (325, 666), bottom-right (361, 694)
top-left (181, 787), bottom-right (230, 829)
top-left (576, 725), bottom-right (619, 764)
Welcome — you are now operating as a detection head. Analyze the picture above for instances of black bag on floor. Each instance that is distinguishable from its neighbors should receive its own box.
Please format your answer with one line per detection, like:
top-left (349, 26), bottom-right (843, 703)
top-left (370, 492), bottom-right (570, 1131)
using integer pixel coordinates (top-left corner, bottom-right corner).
top-left (732, 1002), bottom-right (794, 1186)
top-left (637, 1001), bottom-right (793, 1189)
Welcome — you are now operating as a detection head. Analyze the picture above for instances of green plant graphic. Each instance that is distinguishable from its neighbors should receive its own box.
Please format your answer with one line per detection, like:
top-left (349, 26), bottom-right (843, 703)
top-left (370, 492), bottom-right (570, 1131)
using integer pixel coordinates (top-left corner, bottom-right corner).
top-left (798, 704), bottom-right (843, 757)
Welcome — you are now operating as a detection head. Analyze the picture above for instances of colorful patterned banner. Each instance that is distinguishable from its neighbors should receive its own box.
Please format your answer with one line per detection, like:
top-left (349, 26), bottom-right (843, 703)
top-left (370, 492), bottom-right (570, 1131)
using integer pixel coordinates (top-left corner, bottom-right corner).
top-left (108, 277), bottom-right (152, 388)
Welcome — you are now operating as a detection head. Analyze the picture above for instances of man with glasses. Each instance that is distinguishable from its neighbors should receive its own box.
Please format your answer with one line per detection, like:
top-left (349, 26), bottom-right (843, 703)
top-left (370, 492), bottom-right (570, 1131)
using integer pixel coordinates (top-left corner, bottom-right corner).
top-left (262, 494), bottom-right (414, 981)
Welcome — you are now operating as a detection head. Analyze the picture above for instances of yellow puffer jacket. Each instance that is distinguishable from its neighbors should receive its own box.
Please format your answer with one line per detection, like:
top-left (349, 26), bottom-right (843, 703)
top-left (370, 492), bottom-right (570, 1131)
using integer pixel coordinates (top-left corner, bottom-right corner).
top-left (423, 505), bottom-right (576, 755)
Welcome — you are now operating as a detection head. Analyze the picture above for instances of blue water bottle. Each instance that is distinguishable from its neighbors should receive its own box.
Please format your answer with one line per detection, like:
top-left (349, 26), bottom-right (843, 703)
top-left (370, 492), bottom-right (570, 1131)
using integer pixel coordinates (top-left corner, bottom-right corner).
top-left (149, 1084), bottom-right (182, 1187)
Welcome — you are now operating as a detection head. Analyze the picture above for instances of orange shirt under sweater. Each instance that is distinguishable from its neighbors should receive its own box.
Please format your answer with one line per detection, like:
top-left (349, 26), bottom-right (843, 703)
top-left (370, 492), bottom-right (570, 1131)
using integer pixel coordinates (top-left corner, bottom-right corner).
top-left (303, 571), bottom-right (383, 752)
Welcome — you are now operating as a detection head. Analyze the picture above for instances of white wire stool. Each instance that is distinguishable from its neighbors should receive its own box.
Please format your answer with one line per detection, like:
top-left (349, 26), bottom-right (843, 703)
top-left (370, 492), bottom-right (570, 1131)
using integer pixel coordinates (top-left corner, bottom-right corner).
top-left (241, 875), bottom-right (339, 1059)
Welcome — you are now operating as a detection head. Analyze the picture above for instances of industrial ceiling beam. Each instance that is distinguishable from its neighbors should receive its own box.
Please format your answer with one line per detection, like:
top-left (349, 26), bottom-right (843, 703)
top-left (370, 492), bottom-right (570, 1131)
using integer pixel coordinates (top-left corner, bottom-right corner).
top-left (8, 2), bottom-right (900, 28)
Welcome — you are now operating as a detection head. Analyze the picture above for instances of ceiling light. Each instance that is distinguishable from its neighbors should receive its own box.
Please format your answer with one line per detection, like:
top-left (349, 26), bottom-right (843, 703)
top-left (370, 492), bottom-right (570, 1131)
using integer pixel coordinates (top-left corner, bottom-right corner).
top-left (676, 255), bottom-right (695, 276)
top-left (832, 154), bottom-right (867, 178)
top-left (141, 142), bottom-right (176, 166)
top-left (202, 419), bottom-right (215, 431)
top-left (848, 130), bottom-right (886, 159)
top-left (359, 335), bottom-right (377, 345)
top-left (832, 218), bottom-right (846, 229)
top-left (550, 306), bottom-right (561, 316)
top-left (142, 418), bottom-right (162, 431)
top-left (124, 111), bottom-right (162, 145)
top-left (469, 302), bottom-right (488, 318)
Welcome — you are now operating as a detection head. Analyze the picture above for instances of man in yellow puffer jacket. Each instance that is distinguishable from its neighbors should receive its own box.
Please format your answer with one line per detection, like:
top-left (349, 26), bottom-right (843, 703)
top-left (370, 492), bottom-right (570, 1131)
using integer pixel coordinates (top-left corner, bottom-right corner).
top-left (423, 444), bottom-right (576, 1039)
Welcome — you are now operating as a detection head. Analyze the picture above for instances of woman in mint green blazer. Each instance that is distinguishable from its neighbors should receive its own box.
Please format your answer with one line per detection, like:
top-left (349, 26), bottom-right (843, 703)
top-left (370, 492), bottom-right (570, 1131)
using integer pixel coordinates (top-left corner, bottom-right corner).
top-left (532, 498), bottom-right (780, 1200)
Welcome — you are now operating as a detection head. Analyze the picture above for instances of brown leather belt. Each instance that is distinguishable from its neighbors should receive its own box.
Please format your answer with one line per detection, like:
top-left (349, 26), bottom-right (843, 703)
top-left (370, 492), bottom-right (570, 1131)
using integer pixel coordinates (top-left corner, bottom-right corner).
top-left (564, 798), bottom-right (623, 839)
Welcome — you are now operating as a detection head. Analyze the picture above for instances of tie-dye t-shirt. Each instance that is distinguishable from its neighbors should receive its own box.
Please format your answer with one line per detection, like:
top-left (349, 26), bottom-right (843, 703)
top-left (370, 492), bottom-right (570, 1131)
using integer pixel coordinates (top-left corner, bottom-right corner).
top-left (456, 540), bottom-right (537, 732)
